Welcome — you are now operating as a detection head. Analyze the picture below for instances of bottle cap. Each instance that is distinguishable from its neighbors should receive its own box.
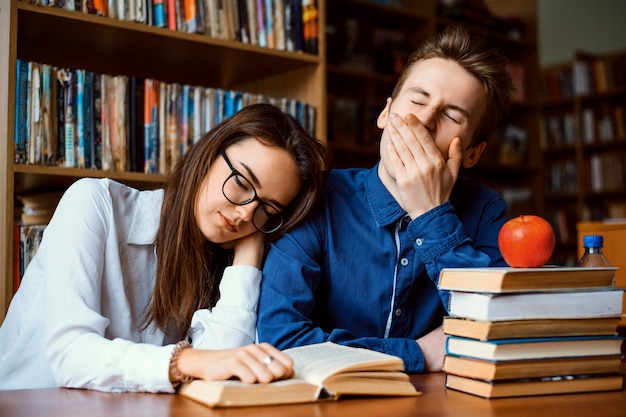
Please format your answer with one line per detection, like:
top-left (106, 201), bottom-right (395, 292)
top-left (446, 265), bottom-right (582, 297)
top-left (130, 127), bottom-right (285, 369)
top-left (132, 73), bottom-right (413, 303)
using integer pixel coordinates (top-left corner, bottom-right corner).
top-left (583, 235), bottom-right (603, 248)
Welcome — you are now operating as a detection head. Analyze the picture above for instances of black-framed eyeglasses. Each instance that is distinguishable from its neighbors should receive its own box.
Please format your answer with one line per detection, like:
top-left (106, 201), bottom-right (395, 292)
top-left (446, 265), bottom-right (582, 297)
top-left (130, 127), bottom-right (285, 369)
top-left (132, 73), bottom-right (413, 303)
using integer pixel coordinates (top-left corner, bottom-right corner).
top-left (220, 151), bottom-right (284, 234)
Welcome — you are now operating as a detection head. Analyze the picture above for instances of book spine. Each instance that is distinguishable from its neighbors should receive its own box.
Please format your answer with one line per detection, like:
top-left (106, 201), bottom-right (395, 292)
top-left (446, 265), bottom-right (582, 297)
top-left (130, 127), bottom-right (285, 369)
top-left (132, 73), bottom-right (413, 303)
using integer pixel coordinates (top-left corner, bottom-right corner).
top-left (153, 0), bottom-right (166, 27)
top-left (179, 84), bottom-right (189, 156)
top-left (63, 69), bottom-right (76, 168)
top-left (291, 0), bottom-right (303, 52)
top-left (92, 72), bottom-right (103, 169)
top-left (167, 83), bottom-right (179, 171)
top-left (41, 64), bottom-right (55, 165)
top-left (284, 0), bottom-right (293, 51)
top-left (245, 0), bottom-right (257, 45)
top-left (184, 0), bottom-right (197, 32)
top-left (76, 69), bottom-right (85, 169)
top-left (192, 86), bottom-right (201, 143)
top-left (15, 59), bottom-right (29, 164)
top-left (302, 0), bottom-right (317, 54)
top-left (274, 0), bottom-right (285, 50)
top-left (55, 68), bottom-right (66, 165)
top-left (264, 0), bottom-right (274, 48)
top-left (237, 0), bottom-right (249, 43)
top-left (29, 62), bottom-right (41, 165)
top-left (144, 79), bottom-right (158, 174)
top-left (256, 0), bottom-right (267, 47)
top-left (158, 82), bottom-right (168, 174)
top-left (167, 0), bottom-right (177, 30)
top-left (83, 70), bottom-right (93, 169)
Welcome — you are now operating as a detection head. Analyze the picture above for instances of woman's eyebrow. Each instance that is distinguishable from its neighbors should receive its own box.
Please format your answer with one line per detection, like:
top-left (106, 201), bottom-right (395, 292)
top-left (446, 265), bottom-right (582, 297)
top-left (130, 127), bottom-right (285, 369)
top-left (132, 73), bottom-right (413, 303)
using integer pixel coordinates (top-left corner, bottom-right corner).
top-left (239, 162), bottom-right (286, 209)
top-left (239, 162), bottom-right (260, 186)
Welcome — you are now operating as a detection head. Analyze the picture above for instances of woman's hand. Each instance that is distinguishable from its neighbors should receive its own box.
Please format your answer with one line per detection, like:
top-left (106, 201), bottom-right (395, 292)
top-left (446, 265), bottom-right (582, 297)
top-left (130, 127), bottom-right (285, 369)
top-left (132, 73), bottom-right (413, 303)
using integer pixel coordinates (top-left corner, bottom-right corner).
top-left (231, 232), bottom-right (266, 269)
top-left (176, 343), bottom-right (294, 384)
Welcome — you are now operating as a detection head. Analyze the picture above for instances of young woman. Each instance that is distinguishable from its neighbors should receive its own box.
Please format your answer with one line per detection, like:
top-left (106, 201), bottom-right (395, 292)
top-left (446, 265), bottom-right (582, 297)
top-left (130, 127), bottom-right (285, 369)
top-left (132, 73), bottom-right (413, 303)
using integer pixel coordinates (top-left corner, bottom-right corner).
top-left (0, 103), bottom-right (329, 392)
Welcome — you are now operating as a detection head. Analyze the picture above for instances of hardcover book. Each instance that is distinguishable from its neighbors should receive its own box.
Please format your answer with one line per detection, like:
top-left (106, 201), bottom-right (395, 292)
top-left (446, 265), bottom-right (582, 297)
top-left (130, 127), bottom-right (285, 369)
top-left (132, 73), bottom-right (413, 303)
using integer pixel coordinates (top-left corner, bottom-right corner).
top-left (438, 266), bottom-right (617, 293)
top-left (443, 354), bottom-right (623, 381)
top-left (442, 316), bottom-right (621, 341)
top-left (445, 335), bottom-right (624, 361)
top-left (447, 289), bottom-right (623, 321)
top-left (179, 342), bottom-right (420, 407)
top-left (445, 373), bottom-right (624, 399)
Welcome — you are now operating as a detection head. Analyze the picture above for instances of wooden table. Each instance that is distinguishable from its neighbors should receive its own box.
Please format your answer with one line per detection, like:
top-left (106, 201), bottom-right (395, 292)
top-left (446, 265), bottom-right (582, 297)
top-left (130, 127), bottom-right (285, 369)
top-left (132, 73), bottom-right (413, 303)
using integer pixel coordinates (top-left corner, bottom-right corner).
top-left (1, 373), bottom-right (624, 417)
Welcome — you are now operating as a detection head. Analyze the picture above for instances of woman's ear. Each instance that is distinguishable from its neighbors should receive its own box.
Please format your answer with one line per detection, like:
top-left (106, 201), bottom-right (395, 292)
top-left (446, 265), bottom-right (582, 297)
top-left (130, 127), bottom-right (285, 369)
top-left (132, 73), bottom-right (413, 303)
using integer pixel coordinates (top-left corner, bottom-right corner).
top-left (462, 141), bottom-right (487, 168)
top-left (377, 98), bottom-right (392, 129)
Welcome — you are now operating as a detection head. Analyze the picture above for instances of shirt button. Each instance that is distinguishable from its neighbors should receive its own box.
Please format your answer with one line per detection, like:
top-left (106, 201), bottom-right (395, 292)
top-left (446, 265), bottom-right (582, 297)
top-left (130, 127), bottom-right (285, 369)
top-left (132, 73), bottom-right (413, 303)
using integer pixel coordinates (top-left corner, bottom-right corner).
top-left (400, 258), bottom-right (408, 266)
top-left (395, 308), bottom-right (402, 317)
top-left (415, 238), bottom-right (423, 246)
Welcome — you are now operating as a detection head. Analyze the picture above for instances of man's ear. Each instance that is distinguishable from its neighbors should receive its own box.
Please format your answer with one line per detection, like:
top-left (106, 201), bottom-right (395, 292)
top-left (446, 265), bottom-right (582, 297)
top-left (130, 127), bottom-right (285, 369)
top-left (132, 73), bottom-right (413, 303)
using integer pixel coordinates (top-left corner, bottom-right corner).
top-left (376, 98), bottom-right (392, 129)
top-left (462, 141), bottom-right (487, 168)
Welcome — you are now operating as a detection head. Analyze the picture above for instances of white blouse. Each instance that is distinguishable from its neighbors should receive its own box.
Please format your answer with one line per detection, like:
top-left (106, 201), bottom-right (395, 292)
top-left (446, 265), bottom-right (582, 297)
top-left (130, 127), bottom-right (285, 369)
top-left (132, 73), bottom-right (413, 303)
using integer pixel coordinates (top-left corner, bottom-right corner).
top-left (0, 178), bottom-right (261, 393)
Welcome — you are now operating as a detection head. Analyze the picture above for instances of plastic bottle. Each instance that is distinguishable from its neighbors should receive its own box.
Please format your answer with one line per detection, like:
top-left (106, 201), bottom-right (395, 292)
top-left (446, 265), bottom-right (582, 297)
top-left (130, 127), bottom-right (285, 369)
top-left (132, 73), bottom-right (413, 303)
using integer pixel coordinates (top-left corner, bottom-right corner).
top-left (577, 235), bottom-right (612, 267)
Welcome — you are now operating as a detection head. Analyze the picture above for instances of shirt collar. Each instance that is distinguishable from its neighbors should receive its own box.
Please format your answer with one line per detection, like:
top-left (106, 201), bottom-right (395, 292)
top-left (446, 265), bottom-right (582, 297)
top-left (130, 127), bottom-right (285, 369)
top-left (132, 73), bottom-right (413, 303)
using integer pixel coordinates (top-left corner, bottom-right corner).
top-left (364, 163), bottom-right (406, 228)
top-left (127, 189), bottom-right (164, 245)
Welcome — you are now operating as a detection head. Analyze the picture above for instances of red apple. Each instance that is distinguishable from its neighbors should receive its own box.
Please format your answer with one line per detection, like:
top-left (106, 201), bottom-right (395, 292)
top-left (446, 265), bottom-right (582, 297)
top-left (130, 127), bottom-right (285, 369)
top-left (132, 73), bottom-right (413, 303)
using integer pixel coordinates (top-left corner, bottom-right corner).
top-left (498, 215), bottom-right (555, 268)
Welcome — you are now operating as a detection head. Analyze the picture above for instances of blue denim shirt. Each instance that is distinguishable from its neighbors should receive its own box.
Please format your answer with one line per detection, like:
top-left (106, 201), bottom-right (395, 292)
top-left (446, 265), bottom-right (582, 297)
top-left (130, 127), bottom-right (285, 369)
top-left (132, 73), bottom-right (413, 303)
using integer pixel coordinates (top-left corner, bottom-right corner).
top-left (258, 165), bottom-right (507, 373)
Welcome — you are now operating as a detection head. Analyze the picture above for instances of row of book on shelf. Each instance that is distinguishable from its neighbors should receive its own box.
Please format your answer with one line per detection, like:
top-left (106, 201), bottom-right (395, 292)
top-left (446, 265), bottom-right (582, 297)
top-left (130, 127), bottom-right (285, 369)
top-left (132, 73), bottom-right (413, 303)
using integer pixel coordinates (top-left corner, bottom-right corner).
top-left (14, 59), bottom-right (316, 174)
top-left (12, 190), bottom-right (64, 291)
top-left (540, 105), bottom-right (626, 149)
top-left (438, 266), bottom-right (624, 398)
top-left (541, 50), bottom-right (626, 101)
top-left (544, 153), bottom-right (625, 195)
top-left (13, 223), bottom-right (46, 293)
top-left (22, 0), bottom-right (319, 54)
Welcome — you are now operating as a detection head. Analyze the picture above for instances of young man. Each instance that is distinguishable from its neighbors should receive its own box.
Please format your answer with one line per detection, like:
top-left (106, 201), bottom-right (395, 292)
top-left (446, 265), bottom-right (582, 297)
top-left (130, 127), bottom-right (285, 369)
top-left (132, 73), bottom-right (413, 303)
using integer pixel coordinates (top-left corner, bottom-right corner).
top-left (257, 26), bottom-right (514, 373)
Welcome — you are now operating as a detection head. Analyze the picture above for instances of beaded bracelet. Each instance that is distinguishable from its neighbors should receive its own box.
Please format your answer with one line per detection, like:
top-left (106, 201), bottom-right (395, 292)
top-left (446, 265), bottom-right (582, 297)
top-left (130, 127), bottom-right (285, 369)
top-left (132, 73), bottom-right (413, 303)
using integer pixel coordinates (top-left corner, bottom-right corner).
top-left (169, 340), bottom-right (193, 384)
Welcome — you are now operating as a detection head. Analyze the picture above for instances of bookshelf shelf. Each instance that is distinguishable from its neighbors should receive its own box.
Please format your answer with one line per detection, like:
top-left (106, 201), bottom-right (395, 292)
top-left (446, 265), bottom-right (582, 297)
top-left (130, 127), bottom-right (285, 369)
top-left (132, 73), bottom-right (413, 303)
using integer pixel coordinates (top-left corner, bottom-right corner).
top-left (13, 165), bottom-right (167, 195)
top-left (18, 3), bottom-right (321, 90)
top-left (0, 1), bottom-right (327, 320)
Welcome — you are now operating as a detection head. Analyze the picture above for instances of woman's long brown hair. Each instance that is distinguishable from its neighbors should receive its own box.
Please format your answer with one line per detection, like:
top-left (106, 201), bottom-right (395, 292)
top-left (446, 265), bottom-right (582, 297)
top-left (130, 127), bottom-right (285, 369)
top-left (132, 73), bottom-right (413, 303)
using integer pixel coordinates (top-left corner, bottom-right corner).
top-left (145, 103), bottom-right (328, 338)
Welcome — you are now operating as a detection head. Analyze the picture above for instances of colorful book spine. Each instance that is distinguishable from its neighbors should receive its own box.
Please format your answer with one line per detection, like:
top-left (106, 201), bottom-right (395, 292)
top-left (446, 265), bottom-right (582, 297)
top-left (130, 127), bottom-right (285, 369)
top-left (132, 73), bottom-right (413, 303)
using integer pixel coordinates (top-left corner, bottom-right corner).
top-left (167, 83), bottom-right (180, 172)
top-left (14, 59), bottom-right (29, 164)
top-left (302, 0), bottom-right (318, 54)
top-left (62, 68), bottom-right (75, 168)
top-left (183, 0), bottom-right (197, 32)
top-left (153, 0), bottom-right (166, 27)
top-left (75, 69), bottom-right (85, 169)
top-left (92, 72), bottom-right (103, 169)
top-left (28, 63), bottom-right (41, 165)
top-left (83, 70), bottom-right (93, 169)
top-left (40, 64), bottom-right (54, 165)
top-left (256, 0), bottom-right (267, 47)
top-left (167, 0), bottom-right (177, 30)
top-left (143, 79), bottom-right (159, 174)
top-left (264, 0), bottom-right (275, 48)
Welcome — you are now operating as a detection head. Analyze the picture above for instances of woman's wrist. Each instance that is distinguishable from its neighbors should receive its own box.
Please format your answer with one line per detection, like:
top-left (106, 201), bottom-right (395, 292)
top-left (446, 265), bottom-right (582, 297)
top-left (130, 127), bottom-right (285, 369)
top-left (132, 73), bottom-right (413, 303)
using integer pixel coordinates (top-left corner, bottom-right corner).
top-left (169, 340), bottom-right (194, 384)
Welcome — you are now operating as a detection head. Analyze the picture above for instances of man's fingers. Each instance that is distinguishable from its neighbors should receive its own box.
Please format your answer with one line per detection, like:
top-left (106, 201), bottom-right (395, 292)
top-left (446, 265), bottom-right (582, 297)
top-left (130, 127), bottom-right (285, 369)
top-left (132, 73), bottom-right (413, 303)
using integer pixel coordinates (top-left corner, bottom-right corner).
top-left (447, 137), bottom-right (463, 182)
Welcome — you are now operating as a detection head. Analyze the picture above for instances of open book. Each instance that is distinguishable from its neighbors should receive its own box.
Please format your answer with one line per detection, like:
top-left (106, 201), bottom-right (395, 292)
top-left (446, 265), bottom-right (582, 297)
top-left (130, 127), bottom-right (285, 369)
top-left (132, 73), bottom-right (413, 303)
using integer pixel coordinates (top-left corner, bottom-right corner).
top-left (179, 342), bottom-right (420, 407)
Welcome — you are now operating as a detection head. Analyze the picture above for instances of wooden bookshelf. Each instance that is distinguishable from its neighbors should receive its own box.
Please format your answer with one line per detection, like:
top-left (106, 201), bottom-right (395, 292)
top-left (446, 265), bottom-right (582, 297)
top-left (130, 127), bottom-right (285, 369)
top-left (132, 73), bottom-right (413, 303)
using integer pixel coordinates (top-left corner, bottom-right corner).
top-left (0, 1), bottom-right (327, 321)
top-left (325, 0), bottom-right (542, 221)
top-left (541, 49), bottom-right (626, 265)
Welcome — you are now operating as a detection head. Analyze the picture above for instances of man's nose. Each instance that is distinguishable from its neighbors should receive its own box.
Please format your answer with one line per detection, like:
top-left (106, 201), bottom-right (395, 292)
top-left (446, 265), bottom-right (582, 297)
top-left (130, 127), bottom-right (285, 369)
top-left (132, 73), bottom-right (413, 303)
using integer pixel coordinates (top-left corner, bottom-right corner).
top-left (416, 107), bottom-right (436, 131)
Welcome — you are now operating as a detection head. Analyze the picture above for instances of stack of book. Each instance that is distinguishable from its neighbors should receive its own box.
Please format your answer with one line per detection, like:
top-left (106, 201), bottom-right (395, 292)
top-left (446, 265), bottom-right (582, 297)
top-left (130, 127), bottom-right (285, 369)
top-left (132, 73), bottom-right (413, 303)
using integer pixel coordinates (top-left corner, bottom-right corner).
top-left (438, 266), bottom-right (625, 398)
